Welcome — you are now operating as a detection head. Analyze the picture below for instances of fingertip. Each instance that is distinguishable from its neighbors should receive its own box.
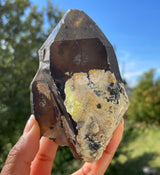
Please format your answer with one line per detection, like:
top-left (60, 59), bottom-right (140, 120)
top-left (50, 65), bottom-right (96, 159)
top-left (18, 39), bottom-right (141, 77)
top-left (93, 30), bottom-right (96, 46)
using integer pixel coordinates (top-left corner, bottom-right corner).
top-left (26, 120), bottom-right (40, 138)
top-left (40, 136), bottom-right (58, 147)
top-left (122, 117), bottom-right (124, 126)
top-left (23, 114), bottom-right (36, 134)
top-left (30, 137), bottom-right (58, 175)
top-left (20, 116), bottom-right (40, 159)
top-left (23, 114), bottom-right (40, 140)
top-left (96, 119), bottom-right (124, 173)
top-left (113, 118), bottom-right (124, 140)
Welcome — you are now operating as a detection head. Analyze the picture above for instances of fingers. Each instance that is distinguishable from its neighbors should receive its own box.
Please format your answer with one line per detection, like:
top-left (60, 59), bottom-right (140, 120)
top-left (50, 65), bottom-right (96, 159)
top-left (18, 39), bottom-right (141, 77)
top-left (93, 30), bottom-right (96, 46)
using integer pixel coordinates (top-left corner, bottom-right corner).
top-left (1, 115), bottom-right (40, 175)
top-left (30, 136), bottom-right (58, 175)
top-left (72, 119), bottom-right (124, 175)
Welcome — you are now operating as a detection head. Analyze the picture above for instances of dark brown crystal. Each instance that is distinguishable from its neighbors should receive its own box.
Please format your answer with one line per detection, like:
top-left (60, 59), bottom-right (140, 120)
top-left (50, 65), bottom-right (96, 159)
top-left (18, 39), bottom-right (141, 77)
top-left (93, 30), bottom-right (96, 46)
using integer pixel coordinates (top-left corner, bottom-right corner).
top-left (30, 9), bottom-right (129, 162)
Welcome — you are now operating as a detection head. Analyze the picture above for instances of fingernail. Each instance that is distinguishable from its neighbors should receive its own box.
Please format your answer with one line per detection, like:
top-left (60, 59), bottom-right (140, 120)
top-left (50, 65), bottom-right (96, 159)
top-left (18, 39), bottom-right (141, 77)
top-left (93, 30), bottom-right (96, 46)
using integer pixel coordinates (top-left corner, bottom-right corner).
top-left (23, 115), bottom-right (35, 134)
top-left (26, 121), bottom-right (40, 140)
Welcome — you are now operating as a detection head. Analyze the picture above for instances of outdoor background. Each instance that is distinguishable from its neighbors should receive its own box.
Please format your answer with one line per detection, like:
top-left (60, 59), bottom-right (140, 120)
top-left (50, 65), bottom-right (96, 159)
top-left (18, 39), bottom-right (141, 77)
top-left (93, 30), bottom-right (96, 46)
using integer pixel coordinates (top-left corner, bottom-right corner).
top-left (0, 0), bottom-right (160, 174)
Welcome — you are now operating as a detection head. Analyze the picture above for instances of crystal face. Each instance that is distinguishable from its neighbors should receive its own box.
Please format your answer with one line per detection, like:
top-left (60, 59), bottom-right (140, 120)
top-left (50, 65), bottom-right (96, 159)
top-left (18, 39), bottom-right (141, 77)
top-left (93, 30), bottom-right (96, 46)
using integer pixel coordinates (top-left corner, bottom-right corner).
top-left (49, 38), bottom-right (110, 99)
top-left (30, 9), bottom-right (129, 162)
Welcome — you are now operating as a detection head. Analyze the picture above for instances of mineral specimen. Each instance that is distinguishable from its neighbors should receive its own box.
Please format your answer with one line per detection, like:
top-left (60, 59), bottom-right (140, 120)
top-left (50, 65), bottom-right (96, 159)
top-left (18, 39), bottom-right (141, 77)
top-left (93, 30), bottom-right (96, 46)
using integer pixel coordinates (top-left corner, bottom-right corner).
top-left (30, 9), bottom-right (129, 162)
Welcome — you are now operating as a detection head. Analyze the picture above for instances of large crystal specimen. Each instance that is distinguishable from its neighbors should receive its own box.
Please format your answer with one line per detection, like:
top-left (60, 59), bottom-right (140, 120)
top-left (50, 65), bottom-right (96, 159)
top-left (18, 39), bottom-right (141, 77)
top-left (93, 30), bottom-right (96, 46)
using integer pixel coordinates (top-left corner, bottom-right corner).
top-left (30, 9), bottom-right (129, 162)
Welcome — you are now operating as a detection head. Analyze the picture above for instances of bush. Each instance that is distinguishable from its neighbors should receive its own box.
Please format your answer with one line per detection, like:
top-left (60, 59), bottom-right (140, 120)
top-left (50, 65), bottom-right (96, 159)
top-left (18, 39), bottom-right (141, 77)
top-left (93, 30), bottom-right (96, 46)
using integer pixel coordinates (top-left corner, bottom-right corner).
top-left (127, 69), bottom-right (160, 123)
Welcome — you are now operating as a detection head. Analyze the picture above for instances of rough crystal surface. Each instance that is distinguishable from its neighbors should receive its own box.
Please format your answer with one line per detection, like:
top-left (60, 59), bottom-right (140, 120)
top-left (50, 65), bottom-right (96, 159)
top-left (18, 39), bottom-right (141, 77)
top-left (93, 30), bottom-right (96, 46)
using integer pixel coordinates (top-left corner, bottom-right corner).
top-left (30, 9), bottom-right (129, 162)
top-left (64, 70), bottom-right (128, 161)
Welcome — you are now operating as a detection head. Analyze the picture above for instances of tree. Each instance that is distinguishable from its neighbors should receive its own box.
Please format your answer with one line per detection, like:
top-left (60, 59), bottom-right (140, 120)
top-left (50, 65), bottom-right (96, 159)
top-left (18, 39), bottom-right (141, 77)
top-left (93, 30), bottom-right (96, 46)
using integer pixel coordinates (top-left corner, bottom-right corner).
top-left (127, 69), bottom-right (160, 123)
top-left (0, 0), bottom-right (64, 169)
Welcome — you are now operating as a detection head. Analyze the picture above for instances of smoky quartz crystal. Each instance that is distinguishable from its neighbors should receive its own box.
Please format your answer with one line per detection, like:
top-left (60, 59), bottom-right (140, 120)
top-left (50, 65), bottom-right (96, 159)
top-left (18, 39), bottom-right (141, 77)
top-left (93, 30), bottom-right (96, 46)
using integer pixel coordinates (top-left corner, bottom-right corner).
top-left (30, 9), bottom-right (129, 162)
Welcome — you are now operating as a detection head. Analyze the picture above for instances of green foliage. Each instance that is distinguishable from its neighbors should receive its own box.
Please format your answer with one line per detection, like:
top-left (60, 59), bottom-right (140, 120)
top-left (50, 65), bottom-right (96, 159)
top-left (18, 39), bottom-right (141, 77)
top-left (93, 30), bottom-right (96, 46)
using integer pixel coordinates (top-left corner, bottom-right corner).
top-left (128, 69), bottom-right (160, 123)
top-left (0, 0), bottom-right (64, 169)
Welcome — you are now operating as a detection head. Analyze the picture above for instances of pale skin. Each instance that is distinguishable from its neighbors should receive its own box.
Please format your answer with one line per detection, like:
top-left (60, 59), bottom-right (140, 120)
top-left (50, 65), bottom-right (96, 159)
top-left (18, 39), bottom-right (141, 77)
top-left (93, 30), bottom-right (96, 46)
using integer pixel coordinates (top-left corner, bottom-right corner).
top-left (1, 115), bottom-right (124, 175)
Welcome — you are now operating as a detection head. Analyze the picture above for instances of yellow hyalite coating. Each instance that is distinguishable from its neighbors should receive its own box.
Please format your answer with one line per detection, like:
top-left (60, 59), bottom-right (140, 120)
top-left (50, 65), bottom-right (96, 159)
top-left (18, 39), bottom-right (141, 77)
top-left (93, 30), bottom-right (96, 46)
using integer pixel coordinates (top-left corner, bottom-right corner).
top-left (64, 69), bottom-right (129, 162)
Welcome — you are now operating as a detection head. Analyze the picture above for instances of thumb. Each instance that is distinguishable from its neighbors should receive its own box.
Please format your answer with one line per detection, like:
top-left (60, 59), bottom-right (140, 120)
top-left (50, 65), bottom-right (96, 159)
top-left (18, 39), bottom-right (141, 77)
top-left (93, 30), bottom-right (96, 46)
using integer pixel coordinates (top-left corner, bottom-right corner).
top-left (1, 115), bottom-right (40, 175)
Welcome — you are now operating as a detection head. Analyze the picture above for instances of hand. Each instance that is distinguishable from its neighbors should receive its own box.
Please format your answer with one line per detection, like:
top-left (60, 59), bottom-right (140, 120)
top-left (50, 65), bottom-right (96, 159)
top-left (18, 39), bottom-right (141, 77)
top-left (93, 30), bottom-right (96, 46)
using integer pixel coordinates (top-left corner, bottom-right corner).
top-left (1, 115), bottom-right (124, 175)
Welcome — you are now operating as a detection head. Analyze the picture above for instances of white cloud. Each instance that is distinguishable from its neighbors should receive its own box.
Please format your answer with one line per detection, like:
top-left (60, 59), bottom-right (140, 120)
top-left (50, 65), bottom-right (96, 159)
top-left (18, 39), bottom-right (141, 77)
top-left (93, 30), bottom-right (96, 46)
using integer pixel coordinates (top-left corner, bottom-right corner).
top-left (122, 67), bottom-right (160, 87)
top-left (116, 49), bottom-right (160, 87)
top-left (123, 71), bottom-right (144, 87)
top-left (117, 49), bottom-right (150, 87)
top-left (124, 71), bottom-right (144, 78)
top-left (117, 50), bottom-right (130, 62)
top-left (157, 68), bottom-right (160, 73)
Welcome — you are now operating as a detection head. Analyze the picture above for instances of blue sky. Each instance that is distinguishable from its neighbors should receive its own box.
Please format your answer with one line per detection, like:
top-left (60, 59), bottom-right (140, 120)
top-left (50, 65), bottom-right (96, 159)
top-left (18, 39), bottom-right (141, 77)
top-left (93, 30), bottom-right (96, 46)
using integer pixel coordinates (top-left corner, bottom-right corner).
top-left (32, 0), bottom-right (160, 87)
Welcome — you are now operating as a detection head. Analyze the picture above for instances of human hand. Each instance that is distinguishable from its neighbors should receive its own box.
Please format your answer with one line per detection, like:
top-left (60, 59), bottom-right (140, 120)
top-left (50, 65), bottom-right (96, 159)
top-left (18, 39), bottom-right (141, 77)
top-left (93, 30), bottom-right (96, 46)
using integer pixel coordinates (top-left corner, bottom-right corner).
top-left (1, 115), bottom-right (123, 175)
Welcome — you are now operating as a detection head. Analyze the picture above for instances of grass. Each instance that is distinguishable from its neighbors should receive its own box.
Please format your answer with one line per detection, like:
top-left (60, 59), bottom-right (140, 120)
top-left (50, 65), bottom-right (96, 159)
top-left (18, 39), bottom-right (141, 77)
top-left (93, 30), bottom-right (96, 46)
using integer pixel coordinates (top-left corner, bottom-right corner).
top-left (123, 125), bottom-right (160, 167)
top-left (106, 121), bottom-right (160, 175)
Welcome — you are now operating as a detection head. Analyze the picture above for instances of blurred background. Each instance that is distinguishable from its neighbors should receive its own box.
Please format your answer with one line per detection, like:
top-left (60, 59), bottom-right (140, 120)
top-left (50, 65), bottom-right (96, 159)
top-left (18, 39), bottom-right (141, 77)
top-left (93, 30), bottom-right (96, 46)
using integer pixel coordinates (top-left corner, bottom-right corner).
top-left (0, 0), bottom-right (160, 174)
